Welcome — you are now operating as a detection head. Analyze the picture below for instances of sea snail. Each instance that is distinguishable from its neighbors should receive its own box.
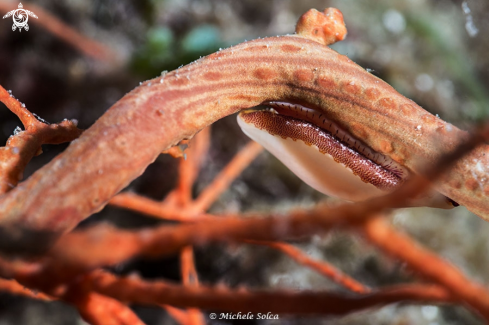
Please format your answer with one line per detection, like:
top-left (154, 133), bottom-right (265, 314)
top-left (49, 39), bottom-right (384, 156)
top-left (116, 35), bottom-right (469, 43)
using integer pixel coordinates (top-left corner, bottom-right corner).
top-left (237, 101), bottom-right (457, 209)
top-left (236, 8), bottom-right (457, 209)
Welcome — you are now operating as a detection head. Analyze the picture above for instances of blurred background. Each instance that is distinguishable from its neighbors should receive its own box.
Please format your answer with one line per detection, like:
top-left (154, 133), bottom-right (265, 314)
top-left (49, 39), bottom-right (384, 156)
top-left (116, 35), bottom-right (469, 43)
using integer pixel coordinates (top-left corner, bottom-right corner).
top-left (1, 0), bottom-right (489, 324)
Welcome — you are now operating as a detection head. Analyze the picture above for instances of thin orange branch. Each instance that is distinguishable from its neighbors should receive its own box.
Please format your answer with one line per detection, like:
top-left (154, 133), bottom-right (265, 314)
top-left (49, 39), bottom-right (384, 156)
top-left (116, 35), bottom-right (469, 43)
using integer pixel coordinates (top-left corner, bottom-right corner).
top-left (169, 129), bottom-right (209, 325)
top-left (180, 246), bottom-right (205, 325)
top-left (173, 128), bottom-right (211, 207)
top-left (0, 85), bottom-right (83, 194)
top-left (110, 138), bottom-right (259, 222)
top-left (191, 141), bottom-right (263, 213)
top-left (109, 192), bottom-right (214, 222)
top-left (181, 247), bottom-right (200, 287)
top-left (0, 87), bottom-right (38, 127)
top-left (360, 216), bottom-right (489, 320)
top-left (0, 278), bottom-right (52, 301)
top-left (0, 264), bottom-right (144, 325)
top-left (64, 291), bottom-right (145, 325)
top-left (86, 270), bottom-right (457, 316)
top-left (163, 305), bottom-right (191, 325)
top-left (249, 241), bottom-right (369, 294)
top-left (0, 253), bottom-right (465, 320)
top-left (40, 210), bottom-right (339, 274)
top-left (2, 262), bottom-right (459, 318)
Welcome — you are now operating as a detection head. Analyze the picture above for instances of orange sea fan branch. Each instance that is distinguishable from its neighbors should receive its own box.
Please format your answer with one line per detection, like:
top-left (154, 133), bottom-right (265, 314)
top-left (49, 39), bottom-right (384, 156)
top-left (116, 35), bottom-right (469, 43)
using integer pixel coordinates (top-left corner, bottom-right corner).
top-left (86, 270), bottom-right (457, 316)
top-left (360, 215), bottom-right (489, 320)
top-left (249, 240), bottom-right (370, 294)
top-left (0, 85), bottom-right (83, 194)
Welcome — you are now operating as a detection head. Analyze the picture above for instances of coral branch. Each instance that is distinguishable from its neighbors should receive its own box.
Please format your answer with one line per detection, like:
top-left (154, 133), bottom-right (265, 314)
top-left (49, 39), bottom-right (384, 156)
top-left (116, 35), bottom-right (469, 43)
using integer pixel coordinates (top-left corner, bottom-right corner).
top-left (110, 140), bottom-right (261, 221)
top-left (250, 241), bottom-right (369, 294)
top-left (0, 263), bottom-right (144, 324)
top-left (43, 209), bottom-right (342, 272)
top-left (0, 87), bottom-right (38, 127)
top-left (109, 193), bottom-right (214, 222)
top-left (163, 305), bottom-right (191, 325)
top-left (173, 128), bottom-right (211, 207)
top-left (0, 278), bottom-right (51, 301)
top-left (360, 216), bottom-right (489, 320)
top-left (0, 85), bottom-right (83, 194)
top-left (64, 291), bottom-right (145, 325)
top-left (191, 141), bottom-right (263, 213)
top-left (172, 129), bottom-right (208, 325)
top-left (87, 271), bottom-right (456, 316)
top-left (181, 247), bottom-right (199, 287)
top-left (180, 247), bottom-right (205, 325)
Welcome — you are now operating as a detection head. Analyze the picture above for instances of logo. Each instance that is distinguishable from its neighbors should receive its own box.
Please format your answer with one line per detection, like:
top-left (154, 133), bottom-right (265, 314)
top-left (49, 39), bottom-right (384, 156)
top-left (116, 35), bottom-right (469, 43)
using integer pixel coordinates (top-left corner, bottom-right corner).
top-left (2, 3), bottom-right (38, 32)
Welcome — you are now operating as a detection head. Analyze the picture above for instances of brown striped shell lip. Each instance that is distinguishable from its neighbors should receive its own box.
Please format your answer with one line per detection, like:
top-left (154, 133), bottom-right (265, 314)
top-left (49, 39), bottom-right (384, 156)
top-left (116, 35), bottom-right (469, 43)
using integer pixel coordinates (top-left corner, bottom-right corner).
top-left (241, 100), bottom-right (410, 190)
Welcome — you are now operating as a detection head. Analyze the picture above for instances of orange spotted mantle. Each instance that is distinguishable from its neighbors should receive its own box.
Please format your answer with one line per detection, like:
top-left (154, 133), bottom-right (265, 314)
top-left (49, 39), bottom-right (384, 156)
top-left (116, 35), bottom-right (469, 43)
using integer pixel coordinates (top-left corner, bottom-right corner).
top-left (240, 110), bottom-right (402, 190)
